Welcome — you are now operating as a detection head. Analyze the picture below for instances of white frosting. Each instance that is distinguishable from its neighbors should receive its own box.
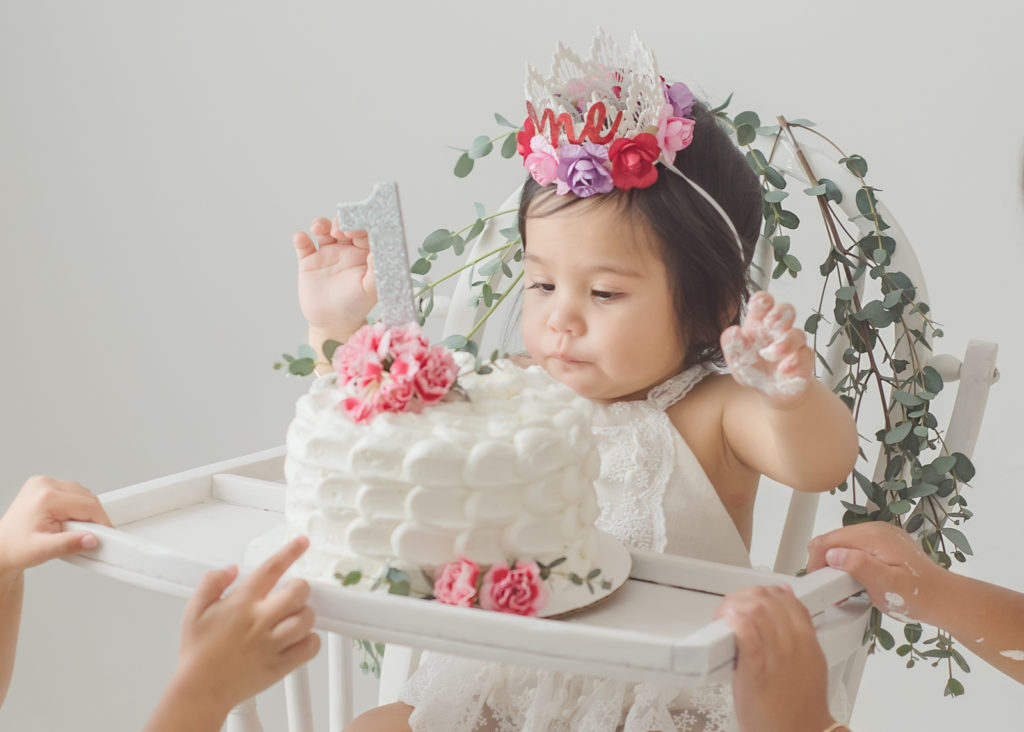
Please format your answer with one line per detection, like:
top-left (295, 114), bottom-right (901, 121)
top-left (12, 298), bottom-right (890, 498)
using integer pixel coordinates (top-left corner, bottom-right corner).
top-left (285, 360), bottom-right (601, 591)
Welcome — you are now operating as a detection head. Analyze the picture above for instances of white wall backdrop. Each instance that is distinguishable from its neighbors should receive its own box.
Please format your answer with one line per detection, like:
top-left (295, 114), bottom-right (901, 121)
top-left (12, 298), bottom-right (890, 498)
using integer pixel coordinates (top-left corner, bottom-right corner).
top-left (2, 1), bottom-right (1022, 729)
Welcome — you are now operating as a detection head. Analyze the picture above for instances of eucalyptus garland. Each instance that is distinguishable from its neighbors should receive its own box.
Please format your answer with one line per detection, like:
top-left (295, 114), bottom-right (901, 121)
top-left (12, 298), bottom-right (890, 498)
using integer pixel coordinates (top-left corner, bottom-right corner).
top-left (413, 102), bottom-right (977, 697)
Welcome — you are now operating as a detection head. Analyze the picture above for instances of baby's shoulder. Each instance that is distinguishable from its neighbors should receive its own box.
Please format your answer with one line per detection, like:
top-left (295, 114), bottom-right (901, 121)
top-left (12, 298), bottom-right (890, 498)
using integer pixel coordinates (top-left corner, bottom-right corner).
top-left (665, 371), bottom-right (732, 426)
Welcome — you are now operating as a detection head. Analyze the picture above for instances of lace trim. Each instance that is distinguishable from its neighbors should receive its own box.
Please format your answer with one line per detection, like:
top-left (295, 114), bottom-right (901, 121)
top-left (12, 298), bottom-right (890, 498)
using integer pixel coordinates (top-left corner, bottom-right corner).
top-left (592, 366), bottom-right (711, 552)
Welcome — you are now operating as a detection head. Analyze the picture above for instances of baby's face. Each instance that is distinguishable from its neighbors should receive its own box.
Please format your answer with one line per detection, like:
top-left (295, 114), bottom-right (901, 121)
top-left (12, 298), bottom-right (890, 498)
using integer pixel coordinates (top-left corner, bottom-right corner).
top-left (520, 199), bottom-right (686, 402)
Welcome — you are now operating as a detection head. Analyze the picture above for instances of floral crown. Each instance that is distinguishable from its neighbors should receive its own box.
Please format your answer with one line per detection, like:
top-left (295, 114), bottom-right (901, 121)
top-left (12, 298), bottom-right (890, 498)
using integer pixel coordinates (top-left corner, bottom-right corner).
top-left (517, 29), bottom-right (696, 197)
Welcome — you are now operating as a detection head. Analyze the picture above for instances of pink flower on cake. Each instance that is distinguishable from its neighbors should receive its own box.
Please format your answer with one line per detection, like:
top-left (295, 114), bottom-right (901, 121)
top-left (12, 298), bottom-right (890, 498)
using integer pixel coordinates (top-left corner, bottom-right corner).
top-left (433, 557), bottom-right (480, 608)
top-left (413, 348), bottom-right (458, 404)
top-left (479, 560), bottom-right (549, 616)
top-left (525, 135), bottom-right (559, 186)
top-left (655, 104), bottom-right (695, 166)
top-left (332, 322), bottom-right (458, 423)
top-left (332, 322), bottom-right (387, 383)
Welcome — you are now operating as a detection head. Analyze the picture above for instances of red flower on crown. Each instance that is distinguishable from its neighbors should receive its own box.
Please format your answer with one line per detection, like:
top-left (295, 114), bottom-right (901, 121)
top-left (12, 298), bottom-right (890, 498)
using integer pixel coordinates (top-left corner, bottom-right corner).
top-left (516, 117), bottom-right (536, 159)
top-left (608, 133), bottom-right (660, 190)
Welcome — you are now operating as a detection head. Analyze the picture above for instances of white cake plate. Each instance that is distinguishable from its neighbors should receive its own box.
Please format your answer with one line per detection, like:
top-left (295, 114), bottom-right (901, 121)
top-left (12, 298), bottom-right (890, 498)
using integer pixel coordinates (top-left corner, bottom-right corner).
top-left (245, 524), bottom-right (631, 619)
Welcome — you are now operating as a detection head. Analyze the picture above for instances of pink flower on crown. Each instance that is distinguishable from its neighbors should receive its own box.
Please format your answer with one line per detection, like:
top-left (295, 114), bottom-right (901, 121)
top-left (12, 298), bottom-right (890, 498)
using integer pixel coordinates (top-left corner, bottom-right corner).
top-left (433, 557), bottom-right (480, 608)
top-left (479, 560), bottom-right (549, 616)
top-left (525, 135), bottom-right (559, 186)
top-left (655, 104), bottom-right (695, 166)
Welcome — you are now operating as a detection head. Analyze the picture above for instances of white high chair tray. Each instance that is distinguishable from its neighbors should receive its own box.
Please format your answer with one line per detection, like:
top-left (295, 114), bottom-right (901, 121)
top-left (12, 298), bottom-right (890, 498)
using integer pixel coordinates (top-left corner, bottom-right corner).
top-left (63, 446), bottom-right (871, 687)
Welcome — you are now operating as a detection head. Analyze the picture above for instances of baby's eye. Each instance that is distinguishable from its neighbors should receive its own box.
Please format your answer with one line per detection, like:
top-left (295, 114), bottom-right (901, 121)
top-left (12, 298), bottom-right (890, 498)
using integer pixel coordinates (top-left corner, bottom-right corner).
top-left (592, 290), bottom-right (621, 301)
top-left (528, 282), bottom-right (555, 293)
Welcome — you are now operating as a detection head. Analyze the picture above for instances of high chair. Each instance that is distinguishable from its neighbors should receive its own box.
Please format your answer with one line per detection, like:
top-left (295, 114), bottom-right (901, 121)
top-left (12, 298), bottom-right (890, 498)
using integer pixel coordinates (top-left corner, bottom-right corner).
top-left (63, 135), bottom-right (998, 731)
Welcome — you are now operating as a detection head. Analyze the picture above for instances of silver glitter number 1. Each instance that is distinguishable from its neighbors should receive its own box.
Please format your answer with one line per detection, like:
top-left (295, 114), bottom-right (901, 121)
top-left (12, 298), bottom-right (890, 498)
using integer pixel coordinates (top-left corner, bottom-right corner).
top-left (336, 181), bottom-right (417, 327)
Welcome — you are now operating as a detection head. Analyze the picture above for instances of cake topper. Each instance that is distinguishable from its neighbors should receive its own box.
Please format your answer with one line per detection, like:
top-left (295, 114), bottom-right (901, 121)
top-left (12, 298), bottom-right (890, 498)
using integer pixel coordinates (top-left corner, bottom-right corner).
top-left (336, 181), bottom-right (417, 326)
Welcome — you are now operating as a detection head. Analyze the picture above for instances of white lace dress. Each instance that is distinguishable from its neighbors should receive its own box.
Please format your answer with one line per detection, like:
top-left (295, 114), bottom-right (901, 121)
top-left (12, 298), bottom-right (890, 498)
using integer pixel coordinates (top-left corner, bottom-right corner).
top-left (397, 367), bottom-right (826, 731)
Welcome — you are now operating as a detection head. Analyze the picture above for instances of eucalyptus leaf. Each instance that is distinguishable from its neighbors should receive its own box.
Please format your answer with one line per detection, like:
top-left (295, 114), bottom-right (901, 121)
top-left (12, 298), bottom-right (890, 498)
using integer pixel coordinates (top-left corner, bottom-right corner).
top-left (297, 344), bottom-right (316, 360)
top-left (468, 135), bottom-right (493, 159)
top-left (411, 258), bottom-right (431, 275)
top-left (734, 111), bottom-right (761, 129)
top-left (441, 334), bottom-right (468, 350)
top-left (288, 357), bottom-right (315, 376)
top-left (454, 152), bottom-right (474, 178)
top-left (494, 112), bottom-right (518, 128)
top-left (941, 527), bottom-right (973, 556)
top-left (736, 124), bottom-right (756, 146)
top-left (322, 339), bottom-right (343, 361)
top-left (501, 132), bottom-right (518, 158)
top-left (764, 190), bottom-right (789, 203)
top-left (884, 422), bottom-right (912, 444)
top-left (423, 228), bottom-right (454, 253)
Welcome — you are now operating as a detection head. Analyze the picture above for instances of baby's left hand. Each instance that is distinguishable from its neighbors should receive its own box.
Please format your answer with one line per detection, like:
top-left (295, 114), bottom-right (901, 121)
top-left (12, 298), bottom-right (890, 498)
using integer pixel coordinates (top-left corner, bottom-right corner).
top-left (721, 291), bottom-right (812, 405)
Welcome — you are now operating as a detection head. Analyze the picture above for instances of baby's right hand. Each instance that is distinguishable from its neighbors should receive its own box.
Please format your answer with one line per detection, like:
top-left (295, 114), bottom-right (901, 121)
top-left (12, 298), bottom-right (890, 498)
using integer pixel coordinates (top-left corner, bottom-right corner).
top-left (172, 536), bottom-right (320, 716)
top-left (293, 217), bottom-right (378, 342)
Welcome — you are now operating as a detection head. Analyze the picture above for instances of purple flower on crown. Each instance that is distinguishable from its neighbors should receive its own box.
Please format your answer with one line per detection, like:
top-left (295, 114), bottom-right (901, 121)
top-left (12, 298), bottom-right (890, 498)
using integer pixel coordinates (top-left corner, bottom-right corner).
top-left (555, 142), bottom-right (614, 198)
top-left (664, 81), bottom-right (695, 119)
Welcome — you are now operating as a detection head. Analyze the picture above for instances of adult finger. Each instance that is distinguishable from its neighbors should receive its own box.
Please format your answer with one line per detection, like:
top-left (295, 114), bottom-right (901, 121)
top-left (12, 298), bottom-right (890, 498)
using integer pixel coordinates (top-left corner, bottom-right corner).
top-left (723, 607), bottom-right (766, 676)
top-left (238, 536), bottom-right (309, 601)
top-left (806, 523), bottom-right (889, 572)
top-left (276, 633), bottom-right (322, 675)
top-left (29, 529), bottom-right (101, 563)
top-left (50, 491), bottom-right (113, 528)
top-left (270, 605), bottom-right (316, 650)
top-left (823, 546), bottom-right (898, 595)
top-left (259, 578), bottom-right (311, 626)
top-left (184, 565), bottom-right (239, 623)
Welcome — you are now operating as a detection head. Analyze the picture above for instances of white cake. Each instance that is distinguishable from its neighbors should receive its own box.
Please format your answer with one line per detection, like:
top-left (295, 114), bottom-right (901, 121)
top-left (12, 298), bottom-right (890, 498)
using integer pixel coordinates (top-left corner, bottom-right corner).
top-left (284, 358), bottom-right (602, 597)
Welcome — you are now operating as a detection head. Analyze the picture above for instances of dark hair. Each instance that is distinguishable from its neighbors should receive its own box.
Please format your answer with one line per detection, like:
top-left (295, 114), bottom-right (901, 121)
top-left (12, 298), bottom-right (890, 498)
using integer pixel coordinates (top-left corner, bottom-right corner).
top-left (518, 103), bottom-right (762, 368)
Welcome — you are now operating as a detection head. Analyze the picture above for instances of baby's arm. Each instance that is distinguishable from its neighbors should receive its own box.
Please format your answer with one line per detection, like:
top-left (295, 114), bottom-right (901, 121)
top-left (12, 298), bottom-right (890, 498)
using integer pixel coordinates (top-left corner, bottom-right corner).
top-left (715, 584), bottom-right (850, 732)
top-left (0, 476), bottom-right (111, 707)
top-left (143, 536), bottom-right (320, 732)
top-left (293, 219), bottom-right (378, 371)
top-left (808, 522), bottom-right (1024, 685)
top-left (721, 291), bottom-right (858, 491)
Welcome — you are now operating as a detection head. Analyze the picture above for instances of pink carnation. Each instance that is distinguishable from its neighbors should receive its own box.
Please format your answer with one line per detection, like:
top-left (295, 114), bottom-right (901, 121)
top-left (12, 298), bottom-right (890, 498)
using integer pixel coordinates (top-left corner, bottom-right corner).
top-left (655, 104), bottom-right (695, 166)
top-left (414, 348), bottom-right (458, 403)
top-left (341, 375), bottom-right (415, 424)
top-left (332, 322), bottom-right (457, 423)
top-left (332, 322), bottom-right (388, 382)
top-left (479, 561), bottom-right (549, 616)
top-left (525, 135), bottom-right (559, 186)
top-left (433, 557), bottom-right (480, 608)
